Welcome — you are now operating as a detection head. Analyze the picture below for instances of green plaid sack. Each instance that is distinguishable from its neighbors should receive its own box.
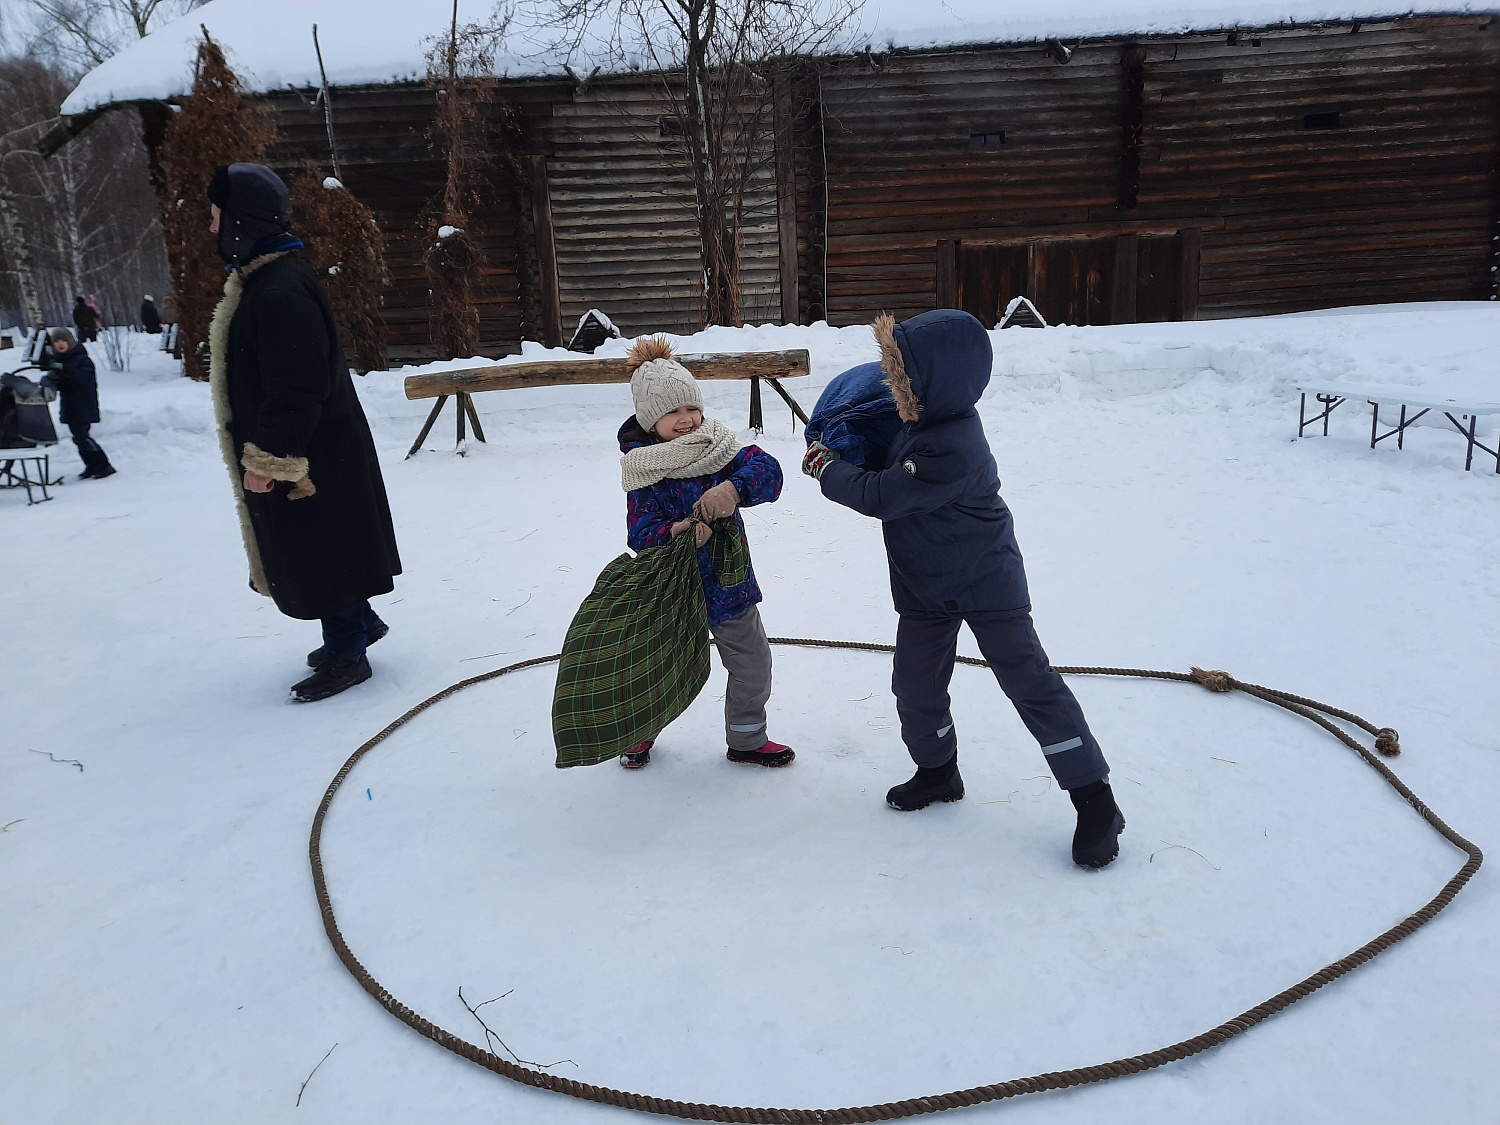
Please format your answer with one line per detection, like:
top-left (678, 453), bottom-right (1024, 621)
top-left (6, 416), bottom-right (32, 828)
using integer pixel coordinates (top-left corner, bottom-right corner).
top-left (552, 518), bottom-right (750, 768)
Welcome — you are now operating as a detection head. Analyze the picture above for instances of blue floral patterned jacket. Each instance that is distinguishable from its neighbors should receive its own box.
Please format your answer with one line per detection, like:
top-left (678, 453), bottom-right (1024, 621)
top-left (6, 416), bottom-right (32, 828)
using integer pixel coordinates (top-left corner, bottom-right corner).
top-left (618, 417), bottom-right (783, 627)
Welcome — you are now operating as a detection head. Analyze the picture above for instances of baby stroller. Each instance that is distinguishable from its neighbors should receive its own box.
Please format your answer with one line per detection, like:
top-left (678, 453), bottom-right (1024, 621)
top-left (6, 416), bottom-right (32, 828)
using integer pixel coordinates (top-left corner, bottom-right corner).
top-left (1, 367), bottom-right (60, 447)
top-left (1, 365), bottom-right (60, 504)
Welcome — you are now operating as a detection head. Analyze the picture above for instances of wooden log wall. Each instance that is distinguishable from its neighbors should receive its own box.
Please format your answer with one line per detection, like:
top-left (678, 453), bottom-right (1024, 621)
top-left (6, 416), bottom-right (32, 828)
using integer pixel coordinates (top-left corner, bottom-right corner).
top-left (815, 16), bottom-right (1500, 325)
top-left (539, 80), bottom-right (781, 338)
top-left (264, 84), bottom-right (549, 362)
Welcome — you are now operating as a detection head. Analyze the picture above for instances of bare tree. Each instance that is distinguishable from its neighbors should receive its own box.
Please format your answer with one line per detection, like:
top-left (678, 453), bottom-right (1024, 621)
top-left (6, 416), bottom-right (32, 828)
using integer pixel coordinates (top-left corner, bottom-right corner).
top-left (536, 0), bottom-right (860, 326)
top-left (18, 0), bottom-right (203, 70)
top-left (0, 58), bottom-right (167, 329)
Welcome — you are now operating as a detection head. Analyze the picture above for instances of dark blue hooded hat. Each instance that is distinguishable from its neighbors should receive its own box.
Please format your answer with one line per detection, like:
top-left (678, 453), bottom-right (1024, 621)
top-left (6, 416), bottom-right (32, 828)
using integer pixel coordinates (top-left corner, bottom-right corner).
top-left (875, 308), bottom-right (993, 427)
top-left (208, 163), bottom-right (295, 268)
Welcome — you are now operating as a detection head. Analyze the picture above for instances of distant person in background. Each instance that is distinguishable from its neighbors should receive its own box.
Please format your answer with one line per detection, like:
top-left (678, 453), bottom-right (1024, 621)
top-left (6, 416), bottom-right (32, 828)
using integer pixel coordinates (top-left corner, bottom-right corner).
top-left (72, 296), bottom-right (99, 342)
top-left (207, 161), bottom-right (401, 703)
top-left (140, 294), bottom-right (162, 334)
top-left (41, 328), bottom-right (115, 480)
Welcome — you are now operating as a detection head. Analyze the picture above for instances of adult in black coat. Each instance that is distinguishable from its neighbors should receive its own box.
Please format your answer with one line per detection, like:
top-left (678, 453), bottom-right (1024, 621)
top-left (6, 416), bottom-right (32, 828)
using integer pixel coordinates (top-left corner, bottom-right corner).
top-left (140, 295), bottom-right (162, 334)
top-left (804, 309), bottom-right (1125, 869)
top-left (72, 297), bottom-right (99, 342)
top-left (207, 162), bottom-right (401, 702)
top-left (41, 328), bottom-right (115, 479)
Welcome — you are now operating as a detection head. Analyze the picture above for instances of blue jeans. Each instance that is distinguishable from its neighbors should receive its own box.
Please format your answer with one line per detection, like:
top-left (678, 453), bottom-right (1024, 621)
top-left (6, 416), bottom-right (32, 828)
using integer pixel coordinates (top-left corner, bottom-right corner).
top-left (320, 600), bottom-right (384, 657)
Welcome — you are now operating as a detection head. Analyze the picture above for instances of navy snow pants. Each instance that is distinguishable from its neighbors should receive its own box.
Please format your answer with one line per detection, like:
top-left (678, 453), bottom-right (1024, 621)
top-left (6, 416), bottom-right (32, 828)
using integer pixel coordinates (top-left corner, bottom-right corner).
top-left (892, 611), bottom-right (1108, 791)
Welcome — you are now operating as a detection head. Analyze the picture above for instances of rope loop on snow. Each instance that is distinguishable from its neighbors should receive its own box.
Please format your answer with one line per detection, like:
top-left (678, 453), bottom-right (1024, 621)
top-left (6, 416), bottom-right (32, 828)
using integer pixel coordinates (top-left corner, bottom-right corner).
top-left (308, 639), bottom-right (1478, 1121)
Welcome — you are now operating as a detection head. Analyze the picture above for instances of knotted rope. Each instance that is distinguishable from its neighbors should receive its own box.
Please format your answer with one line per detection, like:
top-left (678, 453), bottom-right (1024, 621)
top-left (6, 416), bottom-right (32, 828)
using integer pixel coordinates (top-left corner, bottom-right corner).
top-left (309, 640), bottom-right (1480, 1121)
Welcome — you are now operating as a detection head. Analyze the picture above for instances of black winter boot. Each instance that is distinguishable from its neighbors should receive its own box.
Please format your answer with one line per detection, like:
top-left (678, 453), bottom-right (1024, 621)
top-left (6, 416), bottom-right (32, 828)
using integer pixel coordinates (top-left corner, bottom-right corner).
top-left (1069, 779), bottom-right (1125, 869)
top-left (291, 652), bottom-right (372, 703)
top-left (307, 619), bottom-right (389, 668)
top-left (886, 756), bottom-right (964, 811)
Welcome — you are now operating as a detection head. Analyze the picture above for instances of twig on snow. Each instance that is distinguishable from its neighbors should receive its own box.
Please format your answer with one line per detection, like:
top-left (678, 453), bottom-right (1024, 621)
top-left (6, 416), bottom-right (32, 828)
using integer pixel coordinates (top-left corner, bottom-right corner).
top-left (505, 593), bottom-right (532, 616)
top-left (1, 818), bottom-right (26, 832)
top-left (458, 986), bottom-right (576, 1070)
top-left (1149, 841), bottom-right (1221, 871)
top-left (295, 1042), bottom-right (337, 1107)
top-left (28, 750), bottom-right (83, 772)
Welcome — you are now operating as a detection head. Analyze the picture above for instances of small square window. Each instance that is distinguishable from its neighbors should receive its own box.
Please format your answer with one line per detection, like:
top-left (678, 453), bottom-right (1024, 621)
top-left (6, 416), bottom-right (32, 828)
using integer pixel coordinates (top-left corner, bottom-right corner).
top-left (969, 131), bottom-right (1005, 147)
top-left (1303, 111), bottom-right (1341, 129)
top-left (659, 116), bottom-right (685, 138)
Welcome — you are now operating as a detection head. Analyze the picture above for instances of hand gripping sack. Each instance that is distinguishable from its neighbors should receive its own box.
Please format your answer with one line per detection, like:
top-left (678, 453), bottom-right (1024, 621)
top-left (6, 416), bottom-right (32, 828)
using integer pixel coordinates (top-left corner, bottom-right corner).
top-left (552, 518), bottom-right (750, 768)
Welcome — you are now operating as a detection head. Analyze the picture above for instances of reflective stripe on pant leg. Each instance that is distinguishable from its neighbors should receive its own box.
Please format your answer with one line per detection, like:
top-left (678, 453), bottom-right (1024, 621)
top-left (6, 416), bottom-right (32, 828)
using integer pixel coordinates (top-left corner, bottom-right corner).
top-left (966, 612), bottom-right (1109, 790)
top-left (893, 613), bottom-right (963, 768)
top-left (710, 605), bottom-right (772, 751)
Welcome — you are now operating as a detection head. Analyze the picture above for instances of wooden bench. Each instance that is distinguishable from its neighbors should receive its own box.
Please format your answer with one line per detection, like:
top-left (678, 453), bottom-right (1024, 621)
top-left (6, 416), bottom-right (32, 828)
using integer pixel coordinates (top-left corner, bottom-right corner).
top-left (1297, 382), bottom-right (1500, 473)
top-left (401, 350), bottom-right (811, 457)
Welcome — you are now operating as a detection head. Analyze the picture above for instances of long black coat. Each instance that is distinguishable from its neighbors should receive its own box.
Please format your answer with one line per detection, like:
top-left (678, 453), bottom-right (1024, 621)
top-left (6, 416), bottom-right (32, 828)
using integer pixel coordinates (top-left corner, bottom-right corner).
top-left (47, 346), bottom-right (101, 426)
top-left (221, 254), bottom-right (400, 620)
top-left (140, 300), bottom-right (161, 333)
top-left (819, 310), bottom-right (1031, 617)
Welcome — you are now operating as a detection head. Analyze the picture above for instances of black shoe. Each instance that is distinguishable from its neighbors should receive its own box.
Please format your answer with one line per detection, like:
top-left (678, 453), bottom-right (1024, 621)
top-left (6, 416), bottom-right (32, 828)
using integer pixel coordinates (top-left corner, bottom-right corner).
top-left (291, 652), bottom-right (371, 702)
top-left (886, 756), bottom-right (964, 810)
top-left (88, 465), bottom-right (116, 479)
top-left (307, 620), bottom-right (389, 668)
top-left (726, 740), bottom-right (795, 767)
top-left (77, 466), bottom-right (97, 480)
top-left (1070, 780), bottom-right (1125, 869)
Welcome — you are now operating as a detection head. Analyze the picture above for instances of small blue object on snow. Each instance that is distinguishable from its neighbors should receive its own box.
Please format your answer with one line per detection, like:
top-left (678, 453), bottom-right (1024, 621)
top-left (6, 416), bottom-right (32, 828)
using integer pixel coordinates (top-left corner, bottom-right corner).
top-left (804, 361), bottom-right (905, 470)
top-left (366, 788), bottom-right (372, 800)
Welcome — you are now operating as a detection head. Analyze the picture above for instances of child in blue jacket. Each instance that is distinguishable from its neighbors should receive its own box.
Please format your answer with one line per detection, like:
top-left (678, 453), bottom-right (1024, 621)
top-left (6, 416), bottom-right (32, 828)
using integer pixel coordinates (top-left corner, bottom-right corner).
top-left (804, 310), bottom-right (1124, 869)
top-left (617, 337), bottom-right (792, 770)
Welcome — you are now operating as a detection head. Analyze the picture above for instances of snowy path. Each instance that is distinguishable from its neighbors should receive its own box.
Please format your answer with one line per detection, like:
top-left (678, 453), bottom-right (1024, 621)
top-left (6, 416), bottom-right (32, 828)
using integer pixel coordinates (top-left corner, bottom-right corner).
top-left (4, 309), bottom-right (1497, 1123)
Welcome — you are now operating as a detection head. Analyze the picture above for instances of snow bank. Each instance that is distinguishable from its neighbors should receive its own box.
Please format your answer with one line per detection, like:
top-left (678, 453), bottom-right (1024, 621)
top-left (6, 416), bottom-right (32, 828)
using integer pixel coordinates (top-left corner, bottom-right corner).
top-left (62, 0), bottom-right (1499, 115)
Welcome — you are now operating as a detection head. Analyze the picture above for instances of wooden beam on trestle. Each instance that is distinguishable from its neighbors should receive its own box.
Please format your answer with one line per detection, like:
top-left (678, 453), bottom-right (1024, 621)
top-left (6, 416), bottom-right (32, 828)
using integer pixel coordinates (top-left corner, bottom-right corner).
top-left (404, 349), bottom-right (811, 399)
top-left (402, 350), bottom-right (813, 455)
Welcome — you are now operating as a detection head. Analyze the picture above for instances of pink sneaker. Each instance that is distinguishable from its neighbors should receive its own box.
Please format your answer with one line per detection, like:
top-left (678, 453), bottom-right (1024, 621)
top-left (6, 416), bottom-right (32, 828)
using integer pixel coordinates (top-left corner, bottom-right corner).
top-left (726, 740), bottom-right (795, 767)
top-left (620, 740), bottom-right (654, 769)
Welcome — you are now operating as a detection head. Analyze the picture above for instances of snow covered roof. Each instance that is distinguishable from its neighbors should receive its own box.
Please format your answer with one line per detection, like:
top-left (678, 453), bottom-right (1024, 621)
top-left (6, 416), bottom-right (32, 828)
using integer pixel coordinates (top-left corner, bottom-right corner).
top-left (62, 0), bottom-right (1499, 116)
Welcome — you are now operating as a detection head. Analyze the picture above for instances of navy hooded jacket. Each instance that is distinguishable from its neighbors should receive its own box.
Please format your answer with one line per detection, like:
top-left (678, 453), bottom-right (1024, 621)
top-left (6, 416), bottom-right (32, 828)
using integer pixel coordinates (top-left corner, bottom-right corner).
top-left (817, 309), bottom-right (1030, 617)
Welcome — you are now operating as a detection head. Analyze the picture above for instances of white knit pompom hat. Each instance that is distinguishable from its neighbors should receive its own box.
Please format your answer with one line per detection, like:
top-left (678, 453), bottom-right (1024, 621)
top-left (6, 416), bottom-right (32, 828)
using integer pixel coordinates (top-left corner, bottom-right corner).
top-left (628, 337), bottom-right (702, 432)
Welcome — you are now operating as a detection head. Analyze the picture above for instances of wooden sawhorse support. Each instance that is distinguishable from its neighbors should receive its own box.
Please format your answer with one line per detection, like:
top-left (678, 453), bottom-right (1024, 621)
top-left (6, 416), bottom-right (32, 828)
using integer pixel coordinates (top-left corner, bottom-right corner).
top-left (405, 391), bottom-right (488, 459)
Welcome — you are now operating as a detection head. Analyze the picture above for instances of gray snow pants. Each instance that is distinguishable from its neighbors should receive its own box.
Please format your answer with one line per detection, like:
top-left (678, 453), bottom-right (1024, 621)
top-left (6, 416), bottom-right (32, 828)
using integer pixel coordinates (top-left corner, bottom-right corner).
top-left (892, 611), bottom-right (1108, 791)
top-left (711, 604), bottom-right (774, 751)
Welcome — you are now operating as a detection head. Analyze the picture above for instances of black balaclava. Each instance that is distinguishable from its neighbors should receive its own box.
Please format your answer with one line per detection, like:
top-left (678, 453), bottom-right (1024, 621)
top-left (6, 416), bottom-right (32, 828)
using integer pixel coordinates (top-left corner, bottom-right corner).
top-left (208, 163), bottom-right (293, 268)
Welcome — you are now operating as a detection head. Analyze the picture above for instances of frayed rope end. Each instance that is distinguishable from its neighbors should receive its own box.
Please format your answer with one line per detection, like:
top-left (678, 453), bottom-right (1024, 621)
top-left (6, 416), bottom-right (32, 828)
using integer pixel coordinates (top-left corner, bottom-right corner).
top-left (1190, 666), bottom-right (1234, 693)
top-left (1373, 727), bottom-right (1401, 757)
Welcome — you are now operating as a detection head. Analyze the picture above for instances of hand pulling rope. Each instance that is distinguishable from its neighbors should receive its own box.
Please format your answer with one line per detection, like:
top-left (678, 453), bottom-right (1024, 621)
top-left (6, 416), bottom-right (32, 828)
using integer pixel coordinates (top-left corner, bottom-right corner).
top-left (308, 640), bottom-right (1481, 1122)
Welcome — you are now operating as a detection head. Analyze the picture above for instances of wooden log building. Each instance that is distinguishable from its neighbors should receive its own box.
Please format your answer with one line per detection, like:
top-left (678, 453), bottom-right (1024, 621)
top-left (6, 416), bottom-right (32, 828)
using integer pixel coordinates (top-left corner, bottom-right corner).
top-left (70, 10), bottom-right (1500, 361)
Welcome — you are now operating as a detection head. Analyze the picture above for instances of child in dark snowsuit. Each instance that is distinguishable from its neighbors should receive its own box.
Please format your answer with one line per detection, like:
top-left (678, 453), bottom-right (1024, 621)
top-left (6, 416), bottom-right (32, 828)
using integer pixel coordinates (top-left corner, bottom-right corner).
top-left (804, 309), bottom-right (1125, 869)
top-left (617, 337), bottom-right (792, 770)
top-left (41, 329), bottom-right (115, 480)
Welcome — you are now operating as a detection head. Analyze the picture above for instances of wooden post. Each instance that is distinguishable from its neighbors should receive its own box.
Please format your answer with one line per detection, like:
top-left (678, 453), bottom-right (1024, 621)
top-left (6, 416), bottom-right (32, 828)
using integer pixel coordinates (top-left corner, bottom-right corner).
top-left (524, 154), bottom-right (563, 348)
top-left (1178, 227), bottom-right (1201, 321)
top-left (774, 75), bottom-right (800, 326)
top-left (1111, 234), bottom-right (1139, 324)
top-left (935, 239), bottom-right (959, 309)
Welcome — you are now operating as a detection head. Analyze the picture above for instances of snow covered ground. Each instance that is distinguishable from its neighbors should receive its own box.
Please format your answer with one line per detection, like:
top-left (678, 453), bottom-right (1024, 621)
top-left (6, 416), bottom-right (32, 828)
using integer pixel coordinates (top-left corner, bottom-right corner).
top-left (3, 308), bottom-right (1497, 1123)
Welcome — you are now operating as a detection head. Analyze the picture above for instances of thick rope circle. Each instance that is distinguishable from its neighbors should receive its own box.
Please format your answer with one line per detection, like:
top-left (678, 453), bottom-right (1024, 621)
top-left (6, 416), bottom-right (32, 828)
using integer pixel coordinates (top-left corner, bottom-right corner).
top-left (309, 639), bottom-right (1482, 1121)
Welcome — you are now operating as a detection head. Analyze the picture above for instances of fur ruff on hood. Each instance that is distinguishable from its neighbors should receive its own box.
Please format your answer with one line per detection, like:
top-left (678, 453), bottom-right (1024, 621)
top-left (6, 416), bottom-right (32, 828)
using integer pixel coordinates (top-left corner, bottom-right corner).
top-left (873, 313), bottom-right (921, 423)
top-left (208, 251), bottom-right (308, 598)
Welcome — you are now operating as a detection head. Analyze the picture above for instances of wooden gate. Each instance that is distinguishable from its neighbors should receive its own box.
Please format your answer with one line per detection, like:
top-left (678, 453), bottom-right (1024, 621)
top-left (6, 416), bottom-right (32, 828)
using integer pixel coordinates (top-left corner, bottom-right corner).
top-left (936, 231), bottom-right (1201, 327)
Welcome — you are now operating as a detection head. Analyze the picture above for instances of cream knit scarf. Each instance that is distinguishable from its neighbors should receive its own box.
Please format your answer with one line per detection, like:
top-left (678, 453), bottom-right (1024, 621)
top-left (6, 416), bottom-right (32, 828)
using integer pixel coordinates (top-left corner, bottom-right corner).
top-left (620, 417), bottom-right (742, 492)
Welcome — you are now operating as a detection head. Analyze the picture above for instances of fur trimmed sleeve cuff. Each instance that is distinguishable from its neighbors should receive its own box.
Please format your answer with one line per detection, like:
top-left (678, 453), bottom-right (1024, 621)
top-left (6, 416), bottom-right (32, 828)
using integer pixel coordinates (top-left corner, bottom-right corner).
top-left (241, 442), bottom-right (317, 499)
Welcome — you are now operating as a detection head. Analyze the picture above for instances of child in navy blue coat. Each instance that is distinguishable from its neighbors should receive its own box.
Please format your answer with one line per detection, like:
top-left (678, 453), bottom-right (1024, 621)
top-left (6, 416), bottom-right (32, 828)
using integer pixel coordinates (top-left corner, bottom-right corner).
top-left (617, 337), bottom-right (792, 770)
top-left (804, 310), bottom-right (1124, 868)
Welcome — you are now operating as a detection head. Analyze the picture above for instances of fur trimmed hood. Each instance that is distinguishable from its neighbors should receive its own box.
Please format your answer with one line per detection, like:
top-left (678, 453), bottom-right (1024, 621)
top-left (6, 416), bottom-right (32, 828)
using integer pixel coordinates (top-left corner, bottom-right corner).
top-left (873, 309), bottom-right (994, 427)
